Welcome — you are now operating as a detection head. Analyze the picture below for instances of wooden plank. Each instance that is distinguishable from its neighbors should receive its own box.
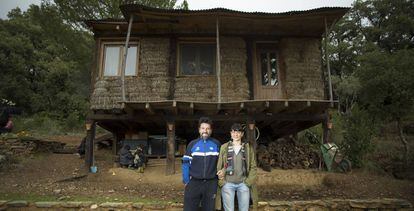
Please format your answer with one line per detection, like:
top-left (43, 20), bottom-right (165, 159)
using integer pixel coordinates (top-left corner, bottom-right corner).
top-left (166, 122), bottom-right (176, 175)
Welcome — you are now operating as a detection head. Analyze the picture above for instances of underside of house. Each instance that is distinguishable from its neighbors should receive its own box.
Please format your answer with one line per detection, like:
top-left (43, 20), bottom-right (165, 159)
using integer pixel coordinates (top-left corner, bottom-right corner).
top-left (84, 4), bottom-right (348, 174)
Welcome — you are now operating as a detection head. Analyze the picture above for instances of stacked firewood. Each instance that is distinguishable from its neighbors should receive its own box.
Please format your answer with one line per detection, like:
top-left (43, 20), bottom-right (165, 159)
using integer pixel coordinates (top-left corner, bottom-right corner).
top-left (0, 137), bottom-right (66, 155)
top-left (257, 138), bottom-right (320, 171)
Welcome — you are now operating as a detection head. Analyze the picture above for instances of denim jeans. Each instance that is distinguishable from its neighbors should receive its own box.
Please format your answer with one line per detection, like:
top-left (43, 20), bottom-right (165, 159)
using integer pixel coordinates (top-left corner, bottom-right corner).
top-left (221, 182), bottom-right (250, 211)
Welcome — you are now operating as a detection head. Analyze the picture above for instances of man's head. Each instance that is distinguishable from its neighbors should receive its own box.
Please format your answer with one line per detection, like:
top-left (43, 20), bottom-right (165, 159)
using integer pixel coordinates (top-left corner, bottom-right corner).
top-left (198, 117), bottom-right (213, 140)
top-left (230, 123), bottom-right (244, 142)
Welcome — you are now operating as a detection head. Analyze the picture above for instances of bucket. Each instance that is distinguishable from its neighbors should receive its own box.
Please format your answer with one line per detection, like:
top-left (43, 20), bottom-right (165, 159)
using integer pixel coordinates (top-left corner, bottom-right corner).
top-left (90, 165), bottom-right (98, 173)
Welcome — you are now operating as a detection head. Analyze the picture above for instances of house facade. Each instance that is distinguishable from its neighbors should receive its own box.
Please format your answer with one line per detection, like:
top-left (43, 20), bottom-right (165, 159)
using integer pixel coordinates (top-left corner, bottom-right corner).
top-left (84, 5), bottom-right (348, 174)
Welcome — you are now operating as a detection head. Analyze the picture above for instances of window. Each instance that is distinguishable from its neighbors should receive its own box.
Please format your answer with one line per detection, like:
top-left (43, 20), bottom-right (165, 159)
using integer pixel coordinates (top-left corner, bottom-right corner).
top-left (259, 51), bottom-right (279, 86)
top-left (179, 43), bottom-right (216, 75)
top-left (102, 43), bottom-right (138, 76)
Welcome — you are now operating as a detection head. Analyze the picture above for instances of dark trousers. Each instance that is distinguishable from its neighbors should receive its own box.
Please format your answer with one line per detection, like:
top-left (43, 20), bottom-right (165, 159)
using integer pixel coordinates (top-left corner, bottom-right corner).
top-left (184, 178), bottom-right (218, 211)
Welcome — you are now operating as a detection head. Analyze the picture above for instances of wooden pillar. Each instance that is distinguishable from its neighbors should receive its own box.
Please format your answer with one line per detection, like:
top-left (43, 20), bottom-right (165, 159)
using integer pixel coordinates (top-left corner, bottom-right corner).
top-left (112, 133), bottom-right (122, 167)
top-left (166, 121), bottom-right (176, 175)
top-left (246, 119), bottom-right (256, 151)
top-left (322, 112), bottom-right (331, 144)
top-left (85, 120), bottom-right (96, 171)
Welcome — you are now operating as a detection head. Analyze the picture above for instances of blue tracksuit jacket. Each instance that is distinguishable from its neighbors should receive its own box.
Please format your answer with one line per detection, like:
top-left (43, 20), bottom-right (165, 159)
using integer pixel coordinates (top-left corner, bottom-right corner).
top-left (182, 137), bottom-right (221, 184)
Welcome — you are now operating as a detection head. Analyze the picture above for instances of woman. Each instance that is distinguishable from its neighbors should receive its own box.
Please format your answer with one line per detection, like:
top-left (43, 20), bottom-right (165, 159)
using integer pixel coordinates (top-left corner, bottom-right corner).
top-left (216, 123), bottom-right (258, 211)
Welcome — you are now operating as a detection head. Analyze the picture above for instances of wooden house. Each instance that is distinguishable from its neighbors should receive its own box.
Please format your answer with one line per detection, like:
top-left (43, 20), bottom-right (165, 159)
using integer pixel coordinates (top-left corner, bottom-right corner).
top-left (84, 4), bottom-right (348, 174)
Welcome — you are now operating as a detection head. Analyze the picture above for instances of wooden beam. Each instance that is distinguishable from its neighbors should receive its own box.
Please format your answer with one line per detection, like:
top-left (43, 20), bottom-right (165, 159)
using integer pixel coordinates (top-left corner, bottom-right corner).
top-left (172, 100), bottom-right (178, 115)
top-left (216, 103), bottom-right (222, 114)
top-left (145, 103), bottom-right (154, 115)
top-left (90, 113), bottom-right (326, 122)
top-left (236, 102), bottom-right (245, 114)
top-left (166, 121), bottom-right (176, 175)
top-left (85, 120), bottom-right (96, 172)
top-left (246, 119), bottom-right (256, 151)
top-left (189, 102), bottom-right (194, 115)
top-left (260, 101), bottom-right (270, 113)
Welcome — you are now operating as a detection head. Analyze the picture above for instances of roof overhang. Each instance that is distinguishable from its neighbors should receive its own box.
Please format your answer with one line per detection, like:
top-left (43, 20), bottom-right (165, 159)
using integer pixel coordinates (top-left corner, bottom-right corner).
top-left (86, 4), bottom-right (349, 37)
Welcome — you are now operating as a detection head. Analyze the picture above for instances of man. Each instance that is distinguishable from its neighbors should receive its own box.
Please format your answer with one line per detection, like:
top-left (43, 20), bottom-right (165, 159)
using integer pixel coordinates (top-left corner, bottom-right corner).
top-left (182, 117), bottom-right (221, 211)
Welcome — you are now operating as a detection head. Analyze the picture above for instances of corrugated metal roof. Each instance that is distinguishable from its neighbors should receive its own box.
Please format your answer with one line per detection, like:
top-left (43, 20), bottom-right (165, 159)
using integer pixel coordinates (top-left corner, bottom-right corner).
top-left (119, 4), bottom-right (349, 18)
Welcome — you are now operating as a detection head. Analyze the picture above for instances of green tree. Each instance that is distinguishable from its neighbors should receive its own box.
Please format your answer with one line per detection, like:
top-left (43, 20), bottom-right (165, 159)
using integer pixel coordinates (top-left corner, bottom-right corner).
top-left (327, 0), bottom-right (414, 168)
top-left (0, 4), bottom-right (92, 119)
top-left (358, 48), bottom-right (414, 167)
top-left (50, 0), bottom-right (189, 28)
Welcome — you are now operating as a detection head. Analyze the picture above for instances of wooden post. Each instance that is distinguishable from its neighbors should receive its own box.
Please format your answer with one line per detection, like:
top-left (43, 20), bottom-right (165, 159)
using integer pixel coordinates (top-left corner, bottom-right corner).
top-left (85, 120), bottom-right (96, 171)
top-left (121, 14), bottom-right (134, 102)
top-left (322, 112), bottom-right (330, 144)
top-left (112, 133), bottom-right (122, 167)
top-left (246, 119), bottom-right (256, 150)
top-left (166, 121), bottom-right (176, 175)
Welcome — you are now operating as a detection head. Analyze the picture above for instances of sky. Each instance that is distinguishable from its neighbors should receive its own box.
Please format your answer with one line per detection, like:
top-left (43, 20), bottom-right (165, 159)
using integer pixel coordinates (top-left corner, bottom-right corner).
top-left (0, 0), bottom-right (355, 19)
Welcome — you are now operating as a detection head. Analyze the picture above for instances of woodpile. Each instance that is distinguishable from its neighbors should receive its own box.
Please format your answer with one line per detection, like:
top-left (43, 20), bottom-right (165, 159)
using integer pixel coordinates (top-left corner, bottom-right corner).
top-left (0, 137), bottom-right (66, 155)
top-left (257, 137), bottom-right (320, 171)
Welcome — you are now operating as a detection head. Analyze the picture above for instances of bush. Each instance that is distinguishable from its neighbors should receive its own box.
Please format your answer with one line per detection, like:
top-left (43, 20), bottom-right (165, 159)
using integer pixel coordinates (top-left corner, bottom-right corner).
top-left (339, 107), bottom-right (378, 168)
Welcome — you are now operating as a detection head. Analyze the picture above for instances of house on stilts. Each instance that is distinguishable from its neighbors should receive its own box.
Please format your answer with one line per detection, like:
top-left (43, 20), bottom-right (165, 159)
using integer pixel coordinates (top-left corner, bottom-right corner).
top-left (84, 4), bottom-right (348, 174)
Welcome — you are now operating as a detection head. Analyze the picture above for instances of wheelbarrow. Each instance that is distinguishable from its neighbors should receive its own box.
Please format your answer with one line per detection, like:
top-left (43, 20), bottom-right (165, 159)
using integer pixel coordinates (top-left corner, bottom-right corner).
top-left (320, 143), bottom-right (352, 173)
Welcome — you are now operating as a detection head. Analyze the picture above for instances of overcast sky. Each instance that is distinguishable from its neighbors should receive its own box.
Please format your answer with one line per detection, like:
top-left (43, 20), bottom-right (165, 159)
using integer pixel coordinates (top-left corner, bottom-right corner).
top-left (0, 0), bottom-right (354, 19)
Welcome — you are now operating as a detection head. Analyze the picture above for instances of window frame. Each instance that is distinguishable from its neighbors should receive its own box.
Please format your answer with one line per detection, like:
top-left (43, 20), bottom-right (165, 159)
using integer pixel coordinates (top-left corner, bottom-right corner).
top-left (258, 49), bottom-right (280, 88)
top-left (176, 39), bottom-right (217, 77)
top-left (99, 40), bottom-right (140, 78)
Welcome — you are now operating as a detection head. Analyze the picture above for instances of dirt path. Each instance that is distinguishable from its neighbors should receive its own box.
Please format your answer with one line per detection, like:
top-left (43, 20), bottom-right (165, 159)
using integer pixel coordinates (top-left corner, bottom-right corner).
top-left (0, 149), bottom-right (413, 204)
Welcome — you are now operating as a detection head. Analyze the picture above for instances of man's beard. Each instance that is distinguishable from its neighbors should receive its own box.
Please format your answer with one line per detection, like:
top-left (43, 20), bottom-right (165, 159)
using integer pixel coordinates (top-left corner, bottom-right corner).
top-left (200, 132), bottom-right (210, 140)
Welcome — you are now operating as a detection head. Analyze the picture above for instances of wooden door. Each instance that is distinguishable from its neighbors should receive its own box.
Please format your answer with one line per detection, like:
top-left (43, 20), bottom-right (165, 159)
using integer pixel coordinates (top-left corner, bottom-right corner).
top-left (253, 44), bottom-right (283, 100)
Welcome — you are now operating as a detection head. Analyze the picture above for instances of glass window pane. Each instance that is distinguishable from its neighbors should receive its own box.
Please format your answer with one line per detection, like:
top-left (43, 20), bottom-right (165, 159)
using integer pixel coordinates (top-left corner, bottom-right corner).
top-left (260, 53), bottom-right (269, 85)
top-left (270, 53), bottom-right (278, 86)
top-left (199, 44), bottom-right (215, 75)
top-left (125, 46), bottom-right (137, 76)
top-left (180, 43), bottom-right (215, 75)
top-left (180, 44), bottom-right (197, 75)
top-left (104, 46), bottom-right (120, 76)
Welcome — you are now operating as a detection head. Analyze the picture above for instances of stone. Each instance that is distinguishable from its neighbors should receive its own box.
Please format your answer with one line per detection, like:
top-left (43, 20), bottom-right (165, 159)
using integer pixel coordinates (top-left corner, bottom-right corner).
top-left (269, 201), bottom-right (292, 207)
top-left (34, 202), bottom-right (59, 208)
top-left (99, 202), bottom-right (129, 208)
top-left (171, 203), bottom-right (183, 208)
top-left (132, 202), bottom-right (144, 209)
top-left (0, 201), bottom-right (7, 206)
top-left (145, 203), bottom-right (166, 210)
top-left (62, 201), bottom-right (93, 208)
top-left (7, 200), bottom-right (28, 207)
top-left (258, 201), bottom-right (268, 207)
top-left (90, 204), bottom-right (98, 209)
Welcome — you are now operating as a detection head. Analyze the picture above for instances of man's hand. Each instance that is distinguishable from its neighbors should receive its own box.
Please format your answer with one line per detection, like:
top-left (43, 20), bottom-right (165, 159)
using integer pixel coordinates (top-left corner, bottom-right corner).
top-left (217, 169), bottom-right (225, 180)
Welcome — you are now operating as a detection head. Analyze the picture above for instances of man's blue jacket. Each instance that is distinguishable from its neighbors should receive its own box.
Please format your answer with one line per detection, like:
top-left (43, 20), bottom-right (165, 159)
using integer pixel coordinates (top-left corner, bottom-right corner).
top-left (182, 137), bottom-right (221, 184)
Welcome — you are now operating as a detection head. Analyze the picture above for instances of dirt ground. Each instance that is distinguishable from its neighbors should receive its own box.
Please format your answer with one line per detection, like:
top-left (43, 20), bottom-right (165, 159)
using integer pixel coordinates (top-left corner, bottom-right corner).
top-left (0, 136), bottom-right (413, 205)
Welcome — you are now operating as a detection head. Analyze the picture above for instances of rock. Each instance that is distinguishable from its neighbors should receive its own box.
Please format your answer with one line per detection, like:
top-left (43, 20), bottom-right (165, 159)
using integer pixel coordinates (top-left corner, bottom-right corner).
top-left (7, 200), bottom-right (28, 207)
top-left (34, 202), bottom-right (59, 208)
top-left (90, 204), bottom-right (98, 209)
top-left (53, 189), bottom-right (62, 194)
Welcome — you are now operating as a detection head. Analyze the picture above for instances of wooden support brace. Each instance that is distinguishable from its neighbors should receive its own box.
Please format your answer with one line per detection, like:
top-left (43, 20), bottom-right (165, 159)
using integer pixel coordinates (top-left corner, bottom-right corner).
top-left (189, 102), bottom-right (194, 115)
top-left (172, 101), bottom-right (178, 115)
top-left (237, 102), bottom-right (245, 114)
top-left (145, 103), bottom-right (154, 115)
top-left (284, 101), bottom-right (289, 107)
